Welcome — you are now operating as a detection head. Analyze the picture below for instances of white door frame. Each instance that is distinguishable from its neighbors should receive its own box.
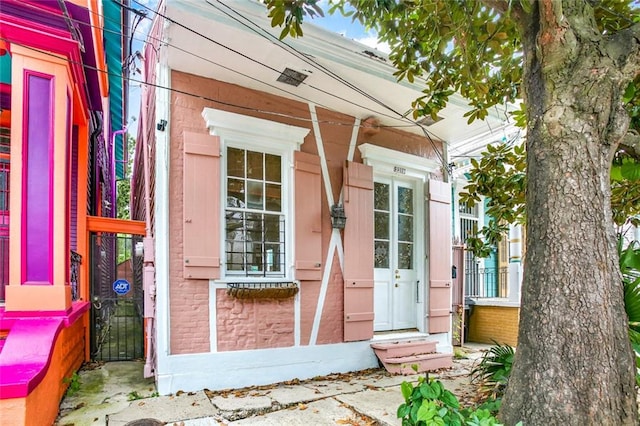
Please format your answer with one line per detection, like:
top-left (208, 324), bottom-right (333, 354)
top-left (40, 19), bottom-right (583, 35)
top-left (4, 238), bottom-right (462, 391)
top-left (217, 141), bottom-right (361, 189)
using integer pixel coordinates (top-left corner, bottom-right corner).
top-left (359, 144), bottom-right (440, 334)
top-left (373, 176), bottom-right (420, 331)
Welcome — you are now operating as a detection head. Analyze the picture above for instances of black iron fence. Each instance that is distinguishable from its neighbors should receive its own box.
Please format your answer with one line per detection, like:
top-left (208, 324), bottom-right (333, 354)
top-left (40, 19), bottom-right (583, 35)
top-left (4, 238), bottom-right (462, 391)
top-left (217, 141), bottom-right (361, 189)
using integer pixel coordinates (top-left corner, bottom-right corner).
top-left (465, 267), bottom-right (508, 298)
top-left (90, 233), bottom-right (144, 361)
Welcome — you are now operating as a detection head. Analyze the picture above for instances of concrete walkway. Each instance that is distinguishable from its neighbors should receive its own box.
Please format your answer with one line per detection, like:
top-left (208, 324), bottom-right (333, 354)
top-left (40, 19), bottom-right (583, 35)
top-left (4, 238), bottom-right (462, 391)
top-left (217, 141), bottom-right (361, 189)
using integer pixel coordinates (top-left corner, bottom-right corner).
top-left (56, 344), bottom-right (490, 426)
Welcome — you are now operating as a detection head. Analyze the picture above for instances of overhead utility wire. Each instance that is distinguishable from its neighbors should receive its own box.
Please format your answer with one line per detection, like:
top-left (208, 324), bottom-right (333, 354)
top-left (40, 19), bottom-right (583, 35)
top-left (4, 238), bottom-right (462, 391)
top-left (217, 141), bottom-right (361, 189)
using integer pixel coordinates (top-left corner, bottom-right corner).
top-left (128, 0), bottom-right (425, 128)
top-left (0, 37), bottom-right (416, 130)
top-left (16, 0), bottom-right (422, 131)
top-left (167, 0), bottom-right (448, 169)
top-left (132, 0), bottom-right (451, 170)
top-left (18, 0), bottom-right (451, 170)
top-left (207, 0), bottom-right (403, 117)
top-left (206, 0), bottom-right (449, 167)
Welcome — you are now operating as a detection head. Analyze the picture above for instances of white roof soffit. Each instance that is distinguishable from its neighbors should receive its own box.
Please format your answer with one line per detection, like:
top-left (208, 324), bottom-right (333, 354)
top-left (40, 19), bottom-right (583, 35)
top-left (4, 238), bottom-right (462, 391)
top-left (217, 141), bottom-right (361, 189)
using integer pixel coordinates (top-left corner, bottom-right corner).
top-left (164, 0), bottom-right (516, 144)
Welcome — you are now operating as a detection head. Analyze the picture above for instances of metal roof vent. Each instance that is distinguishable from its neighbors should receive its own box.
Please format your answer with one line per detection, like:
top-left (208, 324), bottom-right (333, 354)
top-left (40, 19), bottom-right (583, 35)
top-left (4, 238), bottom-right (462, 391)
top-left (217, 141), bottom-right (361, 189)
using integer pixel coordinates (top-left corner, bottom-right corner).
top-left (277, 67), bottom-right (308, 87)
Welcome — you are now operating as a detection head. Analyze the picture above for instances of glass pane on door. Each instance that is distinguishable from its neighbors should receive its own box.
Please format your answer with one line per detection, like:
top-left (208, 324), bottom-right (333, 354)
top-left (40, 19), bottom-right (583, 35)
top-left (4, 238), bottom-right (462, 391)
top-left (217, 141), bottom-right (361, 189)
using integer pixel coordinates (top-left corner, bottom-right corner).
top-left (396, 186), bottom-right (414, 269)
top-left (374, 182), bottom-right (390, 268)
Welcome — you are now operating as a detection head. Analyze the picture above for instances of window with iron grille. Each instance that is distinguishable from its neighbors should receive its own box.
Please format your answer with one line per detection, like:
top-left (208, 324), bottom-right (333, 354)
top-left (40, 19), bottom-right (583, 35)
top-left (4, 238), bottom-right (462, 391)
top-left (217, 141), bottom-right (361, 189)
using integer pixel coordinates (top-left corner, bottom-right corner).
top-left (225, 147), bottom-right (286, 277)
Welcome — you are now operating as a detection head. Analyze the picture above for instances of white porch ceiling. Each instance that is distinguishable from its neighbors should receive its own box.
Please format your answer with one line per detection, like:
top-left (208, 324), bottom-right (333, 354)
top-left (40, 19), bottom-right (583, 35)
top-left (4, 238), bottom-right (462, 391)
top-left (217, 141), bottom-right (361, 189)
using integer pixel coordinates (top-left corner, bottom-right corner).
top-left (163, 0), bottom-right (516, 150)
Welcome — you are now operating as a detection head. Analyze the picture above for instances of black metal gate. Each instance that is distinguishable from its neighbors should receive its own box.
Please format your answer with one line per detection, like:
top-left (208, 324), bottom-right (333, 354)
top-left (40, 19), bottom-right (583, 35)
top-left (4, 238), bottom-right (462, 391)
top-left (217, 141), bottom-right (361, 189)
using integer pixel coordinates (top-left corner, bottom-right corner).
top-left (90, 233), bottom-right (144, 361)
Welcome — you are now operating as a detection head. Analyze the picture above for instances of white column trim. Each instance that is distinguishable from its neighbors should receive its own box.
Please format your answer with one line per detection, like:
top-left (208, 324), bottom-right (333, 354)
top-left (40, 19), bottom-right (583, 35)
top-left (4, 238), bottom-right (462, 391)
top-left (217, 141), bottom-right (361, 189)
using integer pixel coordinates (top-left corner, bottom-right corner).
top-left (155, 57), bottom-right (171, 374)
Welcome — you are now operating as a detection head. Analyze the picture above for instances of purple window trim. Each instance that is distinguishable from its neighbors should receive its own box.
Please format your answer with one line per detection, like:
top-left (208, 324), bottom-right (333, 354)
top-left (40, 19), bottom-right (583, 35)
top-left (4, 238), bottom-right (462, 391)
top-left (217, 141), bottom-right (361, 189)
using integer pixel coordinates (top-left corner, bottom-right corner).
top-left (65, 91), bottom-right (70, 284)
top-left (70, 126), bottom-right (78, 251)
top-left (21, 71), bottom-right (54, 285)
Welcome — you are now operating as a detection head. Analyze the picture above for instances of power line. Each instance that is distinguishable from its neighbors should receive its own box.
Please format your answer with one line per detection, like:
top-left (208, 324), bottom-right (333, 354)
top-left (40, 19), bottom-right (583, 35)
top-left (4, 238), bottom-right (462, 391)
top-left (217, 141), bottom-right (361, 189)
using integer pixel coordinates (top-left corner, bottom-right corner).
top-left (128, 0), bottom-right (432, 128)
top-left (130, 0), bottom-right (451, 171)
top-left (13, 0), bottom-right (414, 130)
top-left (0, 37), bottom-right (404, 130)
top-left (5, 1), bottom-right (454, 172)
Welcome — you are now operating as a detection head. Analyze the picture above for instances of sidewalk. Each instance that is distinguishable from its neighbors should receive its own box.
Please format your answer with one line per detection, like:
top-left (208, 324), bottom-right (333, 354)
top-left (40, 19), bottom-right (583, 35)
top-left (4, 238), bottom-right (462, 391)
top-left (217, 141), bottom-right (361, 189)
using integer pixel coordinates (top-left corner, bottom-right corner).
top-left (56, 344), bottom-right (489, 426)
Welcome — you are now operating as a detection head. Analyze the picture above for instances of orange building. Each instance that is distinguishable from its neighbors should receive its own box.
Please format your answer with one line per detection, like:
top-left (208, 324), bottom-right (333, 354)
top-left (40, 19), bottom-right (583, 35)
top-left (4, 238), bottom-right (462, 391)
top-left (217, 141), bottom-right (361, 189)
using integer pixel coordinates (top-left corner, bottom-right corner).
top-left (0, 1), bottom-right (131, 424)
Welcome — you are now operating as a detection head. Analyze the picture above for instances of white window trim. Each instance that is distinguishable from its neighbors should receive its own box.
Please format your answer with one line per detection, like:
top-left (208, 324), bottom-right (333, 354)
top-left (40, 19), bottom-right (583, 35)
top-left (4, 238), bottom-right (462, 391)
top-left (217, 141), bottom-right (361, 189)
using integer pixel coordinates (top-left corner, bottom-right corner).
top-left (358, 143), bottom-right (440, 178)
top-left (202, 108), bottom-right (310, 281)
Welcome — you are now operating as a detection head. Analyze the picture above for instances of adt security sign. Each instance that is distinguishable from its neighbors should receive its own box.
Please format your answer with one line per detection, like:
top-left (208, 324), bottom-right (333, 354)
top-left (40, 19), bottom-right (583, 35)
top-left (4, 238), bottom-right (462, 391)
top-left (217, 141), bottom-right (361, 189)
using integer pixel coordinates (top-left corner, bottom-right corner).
top-left (113, 279), bottom-right (131, 295)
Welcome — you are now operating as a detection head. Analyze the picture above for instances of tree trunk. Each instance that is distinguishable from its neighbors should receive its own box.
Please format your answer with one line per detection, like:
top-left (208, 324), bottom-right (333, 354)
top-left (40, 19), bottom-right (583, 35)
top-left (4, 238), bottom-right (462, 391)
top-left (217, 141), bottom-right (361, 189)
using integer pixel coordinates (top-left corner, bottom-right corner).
top-left (500, 4), bottom-right (638, 425)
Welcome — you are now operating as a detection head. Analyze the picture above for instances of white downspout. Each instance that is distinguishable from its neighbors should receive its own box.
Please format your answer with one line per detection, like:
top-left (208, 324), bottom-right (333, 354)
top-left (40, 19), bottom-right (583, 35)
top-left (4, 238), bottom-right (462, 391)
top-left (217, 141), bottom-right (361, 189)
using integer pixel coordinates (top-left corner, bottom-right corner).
top-left (139, 53), bottom-right (156, 378)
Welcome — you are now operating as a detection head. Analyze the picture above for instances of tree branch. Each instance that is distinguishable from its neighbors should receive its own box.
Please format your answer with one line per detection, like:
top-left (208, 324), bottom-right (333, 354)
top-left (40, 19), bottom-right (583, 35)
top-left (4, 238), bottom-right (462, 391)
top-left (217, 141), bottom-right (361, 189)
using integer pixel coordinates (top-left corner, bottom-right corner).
top-left (620, 130), bottom-right (640, 160)
top-left (481, 0), bottom-right (527, 25)
top-left (606, 21), bottom-right (640, 80)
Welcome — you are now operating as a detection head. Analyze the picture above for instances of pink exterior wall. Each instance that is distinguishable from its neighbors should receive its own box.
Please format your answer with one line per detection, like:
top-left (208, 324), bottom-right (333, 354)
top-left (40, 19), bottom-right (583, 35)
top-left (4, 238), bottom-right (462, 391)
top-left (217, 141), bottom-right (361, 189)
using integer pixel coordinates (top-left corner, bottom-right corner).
top-left (168, 71), bottom-right (444, 354)
top-left (299, 280), bottom-right (320, 345)
top-left (316, 253), bottom-right (345, 344)
top-left (216, 289), bottom-right (294, 351)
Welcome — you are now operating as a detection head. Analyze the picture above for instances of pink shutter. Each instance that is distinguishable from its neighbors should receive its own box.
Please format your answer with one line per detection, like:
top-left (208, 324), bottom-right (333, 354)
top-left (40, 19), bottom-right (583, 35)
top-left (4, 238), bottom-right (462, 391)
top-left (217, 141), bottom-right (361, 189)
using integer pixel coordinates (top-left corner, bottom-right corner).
top-left (343, 161), bottom-right (374, 342)
top-left (294, 151), bottom-right (323, 280)
top-left (183, 132), bottom-right (220, 279)
top-left (428, 179), bottom-right (452, 333)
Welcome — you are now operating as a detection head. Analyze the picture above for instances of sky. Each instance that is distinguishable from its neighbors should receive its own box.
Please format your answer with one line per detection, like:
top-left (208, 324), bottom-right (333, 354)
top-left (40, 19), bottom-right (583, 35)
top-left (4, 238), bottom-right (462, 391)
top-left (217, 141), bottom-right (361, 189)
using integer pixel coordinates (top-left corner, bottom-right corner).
top-left (125, 0), bottom-right (385, 137)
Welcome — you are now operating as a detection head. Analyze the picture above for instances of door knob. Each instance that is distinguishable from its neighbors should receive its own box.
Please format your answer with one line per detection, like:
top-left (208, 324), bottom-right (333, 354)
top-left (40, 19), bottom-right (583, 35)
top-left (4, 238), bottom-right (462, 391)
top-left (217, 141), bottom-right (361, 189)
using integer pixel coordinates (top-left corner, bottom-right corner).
top-left (395, 283), bottom-right (399, 288)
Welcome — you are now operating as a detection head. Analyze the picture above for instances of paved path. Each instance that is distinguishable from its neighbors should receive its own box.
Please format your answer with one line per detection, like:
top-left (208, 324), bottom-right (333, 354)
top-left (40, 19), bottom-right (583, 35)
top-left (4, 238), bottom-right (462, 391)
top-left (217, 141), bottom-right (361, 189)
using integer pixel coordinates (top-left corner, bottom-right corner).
top-left (56, 345), bottom-right (489, 426)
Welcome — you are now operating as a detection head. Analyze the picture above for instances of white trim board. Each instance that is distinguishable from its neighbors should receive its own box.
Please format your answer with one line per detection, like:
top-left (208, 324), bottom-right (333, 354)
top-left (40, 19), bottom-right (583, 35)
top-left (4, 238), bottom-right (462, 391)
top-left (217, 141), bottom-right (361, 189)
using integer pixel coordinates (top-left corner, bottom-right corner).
top-left (359, 143), bottom-right (440, 177)
top-left (155, 341), bottom-right (379, 395)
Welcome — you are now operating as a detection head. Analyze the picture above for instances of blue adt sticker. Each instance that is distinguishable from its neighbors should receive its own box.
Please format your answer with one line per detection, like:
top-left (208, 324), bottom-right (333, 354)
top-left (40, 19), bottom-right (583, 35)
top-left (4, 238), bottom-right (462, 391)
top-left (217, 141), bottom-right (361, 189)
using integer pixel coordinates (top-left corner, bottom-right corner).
top-left (113, 279), bottom-right (131, 295)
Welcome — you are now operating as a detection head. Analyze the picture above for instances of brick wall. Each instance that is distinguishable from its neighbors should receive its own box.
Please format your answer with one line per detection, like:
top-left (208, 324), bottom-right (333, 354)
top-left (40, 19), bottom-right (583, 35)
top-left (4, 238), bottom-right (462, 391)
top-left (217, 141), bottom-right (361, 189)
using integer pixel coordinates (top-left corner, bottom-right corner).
top-left (467, 305), bottom-right (519, 346)
top-left (216, 289), bottom-right (294, 351)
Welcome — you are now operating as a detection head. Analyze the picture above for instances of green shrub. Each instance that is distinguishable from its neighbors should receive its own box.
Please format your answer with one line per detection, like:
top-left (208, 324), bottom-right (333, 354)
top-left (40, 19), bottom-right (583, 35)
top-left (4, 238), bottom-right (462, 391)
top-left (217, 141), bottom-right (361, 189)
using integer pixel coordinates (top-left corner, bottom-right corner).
top-left (396, 372), bottom-right (514, 426)
top-left (619, 238), bottom-right (640, 386)
top-left (470, 342), bottom-right (514, 400)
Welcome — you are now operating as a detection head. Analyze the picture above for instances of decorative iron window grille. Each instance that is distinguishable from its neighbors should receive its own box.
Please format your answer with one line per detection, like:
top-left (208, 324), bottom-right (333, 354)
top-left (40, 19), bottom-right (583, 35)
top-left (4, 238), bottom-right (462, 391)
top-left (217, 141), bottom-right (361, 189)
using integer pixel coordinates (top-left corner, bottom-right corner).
top-left (70, 250), bottom-right (82, 301)
top-left (225, 215), bottom-right (286, 276)
top-left (227, 282), bottom-right (298, 299)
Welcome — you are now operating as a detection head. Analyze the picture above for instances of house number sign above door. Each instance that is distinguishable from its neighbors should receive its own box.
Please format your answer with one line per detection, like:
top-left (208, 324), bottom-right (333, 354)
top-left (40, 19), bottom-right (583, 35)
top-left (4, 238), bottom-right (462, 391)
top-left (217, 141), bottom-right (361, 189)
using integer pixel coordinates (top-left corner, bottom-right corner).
top-left (393, 166), bottom-right (407, 174)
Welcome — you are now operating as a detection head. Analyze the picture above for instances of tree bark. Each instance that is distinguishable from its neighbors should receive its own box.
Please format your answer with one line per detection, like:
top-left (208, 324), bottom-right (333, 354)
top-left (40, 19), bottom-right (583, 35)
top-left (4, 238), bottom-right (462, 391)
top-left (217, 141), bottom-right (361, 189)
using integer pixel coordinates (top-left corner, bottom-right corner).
top-left (500, 2), bottom-right (639, 425)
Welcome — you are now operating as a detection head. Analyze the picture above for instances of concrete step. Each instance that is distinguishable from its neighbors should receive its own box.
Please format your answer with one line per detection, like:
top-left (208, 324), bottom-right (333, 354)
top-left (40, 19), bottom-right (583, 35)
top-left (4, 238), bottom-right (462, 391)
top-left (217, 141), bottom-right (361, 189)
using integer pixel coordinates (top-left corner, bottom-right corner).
top-left (370, 340), bottom-right (437, 359)
top-left (380, 352), bottom-right (453, 375)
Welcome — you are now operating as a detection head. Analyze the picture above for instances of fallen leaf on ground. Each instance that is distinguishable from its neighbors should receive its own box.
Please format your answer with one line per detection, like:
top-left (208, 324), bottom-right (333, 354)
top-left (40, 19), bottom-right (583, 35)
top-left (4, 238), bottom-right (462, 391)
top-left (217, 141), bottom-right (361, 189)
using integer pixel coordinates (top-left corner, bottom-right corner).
top-left (336, 418), bottom-right (359, 425)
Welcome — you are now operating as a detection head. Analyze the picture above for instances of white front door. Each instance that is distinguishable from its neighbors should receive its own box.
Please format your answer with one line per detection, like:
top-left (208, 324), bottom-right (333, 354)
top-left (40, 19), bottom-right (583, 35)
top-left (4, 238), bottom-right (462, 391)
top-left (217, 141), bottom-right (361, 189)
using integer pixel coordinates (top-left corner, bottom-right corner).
top-left (373, 177), bottom-right (418, 331)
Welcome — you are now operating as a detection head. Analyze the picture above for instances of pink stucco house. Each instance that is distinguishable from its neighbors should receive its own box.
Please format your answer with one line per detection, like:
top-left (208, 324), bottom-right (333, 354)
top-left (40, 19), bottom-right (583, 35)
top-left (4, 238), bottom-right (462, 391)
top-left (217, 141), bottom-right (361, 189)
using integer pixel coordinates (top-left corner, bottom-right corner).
top-left (133, 0), bottom-right (513, 394)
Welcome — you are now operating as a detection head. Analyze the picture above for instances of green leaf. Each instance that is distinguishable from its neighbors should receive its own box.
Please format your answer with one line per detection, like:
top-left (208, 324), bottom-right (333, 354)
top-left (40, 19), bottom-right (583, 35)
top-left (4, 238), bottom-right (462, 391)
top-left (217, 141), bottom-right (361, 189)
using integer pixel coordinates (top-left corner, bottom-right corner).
top-left (440, 390), bottom-right (460, 408)
top-left (401, 381), bottom-right (413, 401)
top-left (397, 403), bottom-right (410, 419)
top-left (416, 400), bottom-right (438, 422)
top-left (623, 82), bottom-right (636, 103)
top-left (519, 0), bottom-right (533, 14)
top-left (621, 160), bottom-right (640, 181)
top-left (419, 382), bottom-right (437, 399)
